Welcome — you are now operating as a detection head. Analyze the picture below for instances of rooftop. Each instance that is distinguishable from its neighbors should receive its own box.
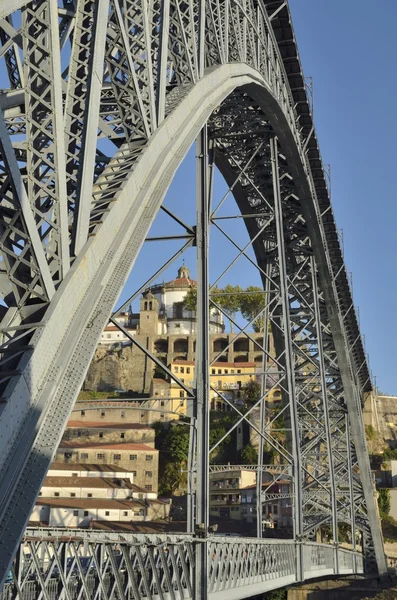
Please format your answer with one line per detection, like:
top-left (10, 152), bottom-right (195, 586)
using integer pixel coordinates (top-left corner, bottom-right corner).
top-left (36, 498), bottom-right (166, 509)
top-left (43, 476), bottom-right (134, 489)
top-left (172, 360), bottom-right (257, 368)
top-left (145, 265), bottom-right (197, 292)
top-left (59, 442), bottom-right (157, 452)
top-left (102, 326), bottom-right (135, 332)
top-left (67, 421), bottom-right (153, 430)
top-left (49, 463), bottom-right (133, 473)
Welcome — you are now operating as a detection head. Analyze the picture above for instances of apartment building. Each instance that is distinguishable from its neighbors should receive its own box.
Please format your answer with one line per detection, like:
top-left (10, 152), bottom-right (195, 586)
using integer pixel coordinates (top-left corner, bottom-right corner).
top-left (31, 464), bottom-right (170, 527)
top-left (209, 469), bottom-right (292, 529)
top-left (55, 442), bottom-right (158, 492)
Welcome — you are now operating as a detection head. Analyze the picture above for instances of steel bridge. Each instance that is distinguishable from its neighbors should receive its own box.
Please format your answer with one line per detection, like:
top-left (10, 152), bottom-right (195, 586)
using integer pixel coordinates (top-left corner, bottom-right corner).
top-left (0, 0), bottom-right (387, 598)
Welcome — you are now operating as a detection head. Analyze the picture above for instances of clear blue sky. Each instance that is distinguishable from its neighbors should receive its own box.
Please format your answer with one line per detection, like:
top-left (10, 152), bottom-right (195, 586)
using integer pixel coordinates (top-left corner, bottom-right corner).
top-left (288, 0), bottom-right (397, 394)
top-left (120, 0), bottom-right (397, 394)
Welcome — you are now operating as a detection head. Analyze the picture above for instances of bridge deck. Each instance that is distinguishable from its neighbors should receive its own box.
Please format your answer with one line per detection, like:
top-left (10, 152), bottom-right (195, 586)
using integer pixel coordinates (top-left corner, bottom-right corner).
top-left (1, 530), bottom-right (363, 600)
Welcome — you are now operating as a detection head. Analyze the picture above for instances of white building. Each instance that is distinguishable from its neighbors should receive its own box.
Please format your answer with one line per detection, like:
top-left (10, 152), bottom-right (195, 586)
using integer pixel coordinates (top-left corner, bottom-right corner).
top-left (32, 498), bottom-right (169, 527)
top-left (31, 467), bottom-right (169, 527)
top-left (145, 264), bottom-right (224, 335)
top-left (48, 463), bottom-right (134, 479)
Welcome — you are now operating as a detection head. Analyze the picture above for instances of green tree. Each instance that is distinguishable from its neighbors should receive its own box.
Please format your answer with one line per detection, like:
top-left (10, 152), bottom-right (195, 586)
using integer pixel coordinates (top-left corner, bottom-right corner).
top-left (240, 286), bottom-right (267, 332)
top-left (182, 287), bottom-right (197, 313)
top-left (378, 488), bottom-right (391, 517)
top-left (216, 284), bottom-right (242, 332)
top-left (165, 425), bottom-right (190, 462)
top-left (155, 424), bottom-right (190, 495)
top-left (243, 380), bottom-right (261, 406)
top-left (159, 462), bottom-right (187, 497)
top-left (239, 443), bottom-right (258, 465)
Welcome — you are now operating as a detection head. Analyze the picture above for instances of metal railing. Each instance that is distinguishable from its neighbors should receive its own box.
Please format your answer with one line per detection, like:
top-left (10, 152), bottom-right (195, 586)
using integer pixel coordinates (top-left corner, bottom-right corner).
top-left (0, 529), bottom-right (364, 600)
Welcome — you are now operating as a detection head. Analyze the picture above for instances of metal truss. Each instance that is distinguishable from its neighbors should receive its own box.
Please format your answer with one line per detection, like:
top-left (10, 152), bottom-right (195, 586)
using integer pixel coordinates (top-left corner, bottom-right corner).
top-left (0, 0), bottom-right (386, 593)
top-left (1, 528), bottom-right (363, 600)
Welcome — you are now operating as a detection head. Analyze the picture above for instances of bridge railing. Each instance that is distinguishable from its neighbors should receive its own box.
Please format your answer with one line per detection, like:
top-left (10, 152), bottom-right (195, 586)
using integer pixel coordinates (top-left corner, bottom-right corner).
top-left (0, 529), bottom-right (364, 600)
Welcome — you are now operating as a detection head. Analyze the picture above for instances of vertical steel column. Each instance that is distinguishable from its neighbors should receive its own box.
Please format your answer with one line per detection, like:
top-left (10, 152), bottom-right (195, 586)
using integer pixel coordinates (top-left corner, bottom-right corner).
top-left (311, 255), bottom-right (339, 572)
top-left (346, 413), bottom-right (358, 573)
top-left (187, 416), bottom-right (196, 534)
top-left (270, 136), bottom-right (304, 579)
top-left (194, 125), bottom-right (210, 599)
top-left (256, 263), bottom-right (271, 538)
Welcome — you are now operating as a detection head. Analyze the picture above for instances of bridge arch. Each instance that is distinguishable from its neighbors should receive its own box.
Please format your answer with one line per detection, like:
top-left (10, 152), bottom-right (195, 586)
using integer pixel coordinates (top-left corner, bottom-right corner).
top-left (0, 0), bottom-right (386, 584)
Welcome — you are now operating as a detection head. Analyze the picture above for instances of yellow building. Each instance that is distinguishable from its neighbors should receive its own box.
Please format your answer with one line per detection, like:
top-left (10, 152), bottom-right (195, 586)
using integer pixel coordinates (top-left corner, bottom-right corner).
top-left (168, 359), bottom-right (281, 411)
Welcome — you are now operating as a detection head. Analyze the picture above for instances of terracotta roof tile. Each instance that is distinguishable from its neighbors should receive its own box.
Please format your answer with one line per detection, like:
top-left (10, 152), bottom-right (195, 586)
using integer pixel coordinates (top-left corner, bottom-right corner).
top-left (49, 463), bottom-right (132, 473)
top-left (59, 442), bottom-right (157, 452)
top-left (67, 421), bottom-right (153, 430)
top-left (172, 360), bottom-right (257, 367)
top-left (36, 498), bottom-right (146, 509)
top-left (43, 476), bottom-right (133, 489)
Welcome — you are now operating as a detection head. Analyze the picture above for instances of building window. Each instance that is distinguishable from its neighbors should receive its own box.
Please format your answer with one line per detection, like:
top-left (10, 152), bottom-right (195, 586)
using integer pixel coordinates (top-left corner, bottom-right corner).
top-left (237, 369), bottom-right (241, 374)
top-left (113, 454), bottom-right (121, 461)
top-left (145, 455), bottom-right (153, 461)
top-left (84, 511), bottom-right (89, 517)
top-left (224, 369), bottom-right (228, 374)
top-left (105, 511), bottom-right (110, 516)
top-left (134, 509), bottom-right (145, 516)
top-left (160, 400), bottom-right (165, 407)
top-left (123, 511), bottom-right (128, 516)
top-left (99, 432), bottom-right (103, 438)
top-left (273, 505), bottom-right (278, 515)
top-left (54, 492), bottom-right (60, 497)
top-left (179, 391), bottom-right (184, 398)
top-left (186, 367), bottom-right (190, 374)
top-left (160, 413), bottom-right (164, 419)
top-left (218, 369), bottom-right (222, 374)
top-left (87, 493), bottom-right (93, 498)
top-left (100, 410), bottom-right (105, 417)
top-left (180, 367), bottom-right (184, 374)
top-left (145, 485), bottom-right (153, 491)
top-left (64, 452), bottom-right (72, 459)
top-left (120, 433), bottom-right (125, 439)
top-left (71, 493), bottom-right (76, 498)
top-left (81, 410), bottom-right (85, 416)
top-left (231, 370), bottom-right (235, 374)
top-left (132, 471), bottom-right (137, 477)
top-left (97, 453), bottom-right (105, 460)
top-left (140, 413), bottom-right (145, 419)
top-left (145, 471), bottom-right (153, 477)
top-left (72, 472), bottom-right (78, 476)
top-left (121, 411), bottom-right (126, 418)
top-left (39, 492), bottom-right (42, 496)
top-left (174, 366), bottom-right (179, 373)
top-left (130, 455), bottom-right (137, 461)
top-left (73, 510), bottom-right (79, 516)
top-left (138, 493), bottom-right (144, 499)
top-left (212, 369), bottom-right (216, 374)
top-left (80, 453), bottom-right (88, 459)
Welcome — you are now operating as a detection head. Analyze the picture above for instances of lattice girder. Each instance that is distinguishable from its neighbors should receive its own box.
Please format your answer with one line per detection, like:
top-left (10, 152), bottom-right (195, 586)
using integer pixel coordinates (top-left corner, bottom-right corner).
top-left (0, 0), bottom-right (386, 587)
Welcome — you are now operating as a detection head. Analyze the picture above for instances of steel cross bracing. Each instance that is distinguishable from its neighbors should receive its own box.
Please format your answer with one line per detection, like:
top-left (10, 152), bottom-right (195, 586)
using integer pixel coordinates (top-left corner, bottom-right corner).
top-left (1, 529), bottom-right (364, 600)
top-left (0, 0), bottom-right (386, 590)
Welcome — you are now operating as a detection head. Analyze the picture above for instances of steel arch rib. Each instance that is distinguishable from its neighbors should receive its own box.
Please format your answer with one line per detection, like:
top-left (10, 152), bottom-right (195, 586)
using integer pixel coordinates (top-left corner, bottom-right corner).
top-left (0, 64), bottom-right (266, 581)
top-left (0, 0), bottom-right (385, 585)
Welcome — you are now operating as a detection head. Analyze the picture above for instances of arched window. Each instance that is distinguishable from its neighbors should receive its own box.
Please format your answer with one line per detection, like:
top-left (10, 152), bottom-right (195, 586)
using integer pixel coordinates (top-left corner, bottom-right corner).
top-left (174, 339), bottom-right (188, 353)
top-left (233, 338), bottom-right (249, 352)
top-left (234, 355), bottom-right (248, 363)
top-left (213, 338), bottom-right (228, 353)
